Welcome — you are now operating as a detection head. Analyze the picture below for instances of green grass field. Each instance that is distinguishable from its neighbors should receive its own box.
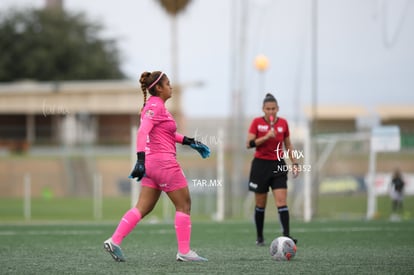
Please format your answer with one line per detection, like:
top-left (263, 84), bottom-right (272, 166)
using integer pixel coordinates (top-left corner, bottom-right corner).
top-left (1, 220), bottom-right (413, 274)
top-left (1, 195), bottom-right (413, 274)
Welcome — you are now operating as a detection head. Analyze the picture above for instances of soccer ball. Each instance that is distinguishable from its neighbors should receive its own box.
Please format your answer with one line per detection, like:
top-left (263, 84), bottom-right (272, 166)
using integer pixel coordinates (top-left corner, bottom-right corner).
top-left (269, 236), bottom-right (297, 261)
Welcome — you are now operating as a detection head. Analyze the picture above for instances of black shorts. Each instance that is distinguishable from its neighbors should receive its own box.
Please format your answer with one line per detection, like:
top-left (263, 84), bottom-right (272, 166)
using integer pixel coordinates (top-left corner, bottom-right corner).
top-left (248, 158), bottom-right (288, 193)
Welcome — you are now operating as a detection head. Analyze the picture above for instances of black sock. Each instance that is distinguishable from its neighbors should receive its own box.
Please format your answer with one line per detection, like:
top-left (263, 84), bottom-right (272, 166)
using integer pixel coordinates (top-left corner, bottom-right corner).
top-left (278, 205), bottom-right (290, 236)
top-left (255, 206), bottom-right (265, 240)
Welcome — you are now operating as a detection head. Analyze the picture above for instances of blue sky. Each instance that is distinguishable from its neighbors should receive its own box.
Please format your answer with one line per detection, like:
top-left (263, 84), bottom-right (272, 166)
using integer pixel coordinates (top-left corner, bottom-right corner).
top-left (1, 0), bottom-right (413, 120)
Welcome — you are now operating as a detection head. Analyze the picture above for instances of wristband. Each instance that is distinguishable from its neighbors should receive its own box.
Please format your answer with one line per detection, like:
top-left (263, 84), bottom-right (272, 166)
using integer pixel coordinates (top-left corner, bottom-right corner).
top-left (137, 151), bottom-right (145, 164)
top-left (182, 136), bottom-right (194, 145)
top-left (249, 140), bottom-right (256, 148)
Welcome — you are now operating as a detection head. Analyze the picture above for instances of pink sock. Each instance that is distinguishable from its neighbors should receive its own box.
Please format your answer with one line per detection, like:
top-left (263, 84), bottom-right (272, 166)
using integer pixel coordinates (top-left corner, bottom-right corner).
top-left (175, 211), bottom-right (192, 254)
top-left (111, 208), bottom-right (142, 245)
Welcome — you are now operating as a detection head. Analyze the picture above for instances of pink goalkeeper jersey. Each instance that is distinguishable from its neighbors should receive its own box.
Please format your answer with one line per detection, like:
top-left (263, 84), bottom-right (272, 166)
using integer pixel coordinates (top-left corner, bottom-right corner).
top-left (136, 96), bottom-right (183, 157)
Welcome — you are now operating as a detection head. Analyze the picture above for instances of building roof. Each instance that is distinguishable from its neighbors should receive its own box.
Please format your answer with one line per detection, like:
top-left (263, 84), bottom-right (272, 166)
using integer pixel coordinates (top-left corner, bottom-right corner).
top-left (0, 80), bottom-right (189, 115)
top-left (303, 105), bottom-right (368, 120)
top-left (0, 80), bottom-right (145, 114)
top-left (376, 105), bottom-right (414, 119)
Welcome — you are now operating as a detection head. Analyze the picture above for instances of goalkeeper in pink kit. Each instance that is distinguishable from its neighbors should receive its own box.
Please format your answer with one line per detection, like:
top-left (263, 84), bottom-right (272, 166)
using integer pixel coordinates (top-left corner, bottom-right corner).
top-left (104, 71), bottom-right (210, 262)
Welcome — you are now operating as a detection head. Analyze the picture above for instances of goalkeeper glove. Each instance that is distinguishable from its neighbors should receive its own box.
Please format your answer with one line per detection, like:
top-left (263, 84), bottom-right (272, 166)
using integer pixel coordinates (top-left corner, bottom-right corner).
top-left (182, 136), bottom-right (210, 159)
top-left (129, 152), bottom-right (146, 181)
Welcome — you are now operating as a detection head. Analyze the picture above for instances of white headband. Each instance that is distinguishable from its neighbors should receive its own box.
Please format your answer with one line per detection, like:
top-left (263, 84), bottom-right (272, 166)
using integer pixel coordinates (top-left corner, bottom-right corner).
top-left (147, 72), bottom-right (164, 90)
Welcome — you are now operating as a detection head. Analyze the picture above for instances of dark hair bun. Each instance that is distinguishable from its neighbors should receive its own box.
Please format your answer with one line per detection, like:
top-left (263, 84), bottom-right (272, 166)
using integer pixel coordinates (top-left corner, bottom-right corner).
top-left (262, 93), bottom-right (277, 105)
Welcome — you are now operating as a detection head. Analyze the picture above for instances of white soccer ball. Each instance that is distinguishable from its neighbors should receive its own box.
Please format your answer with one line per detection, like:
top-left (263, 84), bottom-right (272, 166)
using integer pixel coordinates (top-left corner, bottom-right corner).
top-left (269, 236), bottom-right (297, 261)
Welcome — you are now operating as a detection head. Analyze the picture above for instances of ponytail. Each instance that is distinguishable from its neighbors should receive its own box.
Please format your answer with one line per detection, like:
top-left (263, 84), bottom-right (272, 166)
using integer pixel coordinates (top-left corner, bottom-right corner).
top-left (139, 71), bottom-right (165, 110)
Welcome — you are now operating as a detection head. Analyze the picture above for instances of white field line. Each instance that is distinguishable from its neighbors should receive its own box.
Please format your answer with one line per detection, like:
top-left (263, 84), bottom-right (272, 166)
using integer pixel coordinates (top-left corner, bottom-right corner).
top-left (203, 226), bottom-right (413, 235)
top-left (294, 226), bottom-right (413, 233)
top-left (0, 230), bottom-right (104, 236)
top-left (0, 229), bottom-right (175, 236)
top-left (0, 226), bottom-right (412, 236)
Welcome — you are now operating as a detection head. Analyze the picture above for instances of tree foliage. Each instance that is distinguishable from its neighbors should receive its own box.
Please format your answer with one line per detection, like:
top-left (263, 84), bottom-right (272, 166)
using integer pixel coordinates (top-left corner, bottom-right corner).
top-left (0, 8), bottom-right (125, 82)
top-left (156, 0), bottom-right (192, 16)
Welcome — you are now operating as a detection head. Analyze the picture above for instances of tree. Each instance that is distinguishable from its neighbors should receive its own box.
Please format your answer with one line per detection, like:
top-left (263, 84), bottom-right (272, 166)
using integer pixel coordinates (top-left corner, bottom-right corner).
top-left (0, 7), bottom-right (125, 82)
top-left (156, 0), bottom-right (192, 83)
top-left (156, 0), bottom-right (192, 16)
top-left (155, 0), bottom-right (193, 132)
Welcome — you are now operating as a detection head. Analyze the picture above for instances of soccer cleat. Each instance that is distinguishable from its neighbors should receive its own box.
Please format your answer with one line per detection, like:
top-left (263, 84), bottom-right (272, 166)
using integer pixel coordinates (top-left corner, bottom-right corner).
top-left (176, 250), bottom-right (208, 262)
top-left (104, 238), bottom-right (126, 262)
top-left (256, 237), bottom-right (265, 246)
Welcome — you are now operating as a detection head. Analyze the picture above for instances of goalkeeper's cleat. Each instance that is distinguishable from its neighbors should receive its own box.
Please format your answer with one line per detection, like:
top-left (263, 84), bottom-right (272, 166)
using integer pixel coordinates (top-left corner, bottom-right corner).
top-left (104, 238), bottom-right (126, 262)
top-left (176, 250), bottom-right (208, 262)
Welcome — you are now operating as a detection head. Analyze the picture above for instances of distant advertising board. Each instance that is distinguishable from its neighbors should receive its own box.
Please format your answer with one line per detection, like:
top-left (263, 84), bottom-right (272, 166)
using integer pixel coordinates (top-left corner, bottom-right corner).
top-left (371, 126), bottom-right (400, 152)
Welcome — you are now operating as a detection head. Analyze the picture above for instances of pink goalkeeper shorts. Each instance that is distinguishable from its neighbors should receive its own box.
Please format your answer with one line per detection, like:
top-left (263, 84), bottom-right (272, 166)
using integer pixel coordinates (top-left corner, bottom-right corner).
top-left (141, 156), bottom-right (188, 192)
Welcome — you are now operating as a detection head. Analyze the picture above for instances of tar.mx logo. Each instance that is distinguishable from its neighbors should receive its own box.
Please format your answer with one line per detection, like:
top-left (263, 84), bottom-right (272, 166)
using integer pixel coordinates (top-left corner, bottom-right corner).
top-left (42, 99), bottom-right (70, 117)
top-left (274, 143), bottom-right (304, 161)
top-left (193, 128), bottom-right (223, 146)
top-left (192, 179), bottom-right (223, 187)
